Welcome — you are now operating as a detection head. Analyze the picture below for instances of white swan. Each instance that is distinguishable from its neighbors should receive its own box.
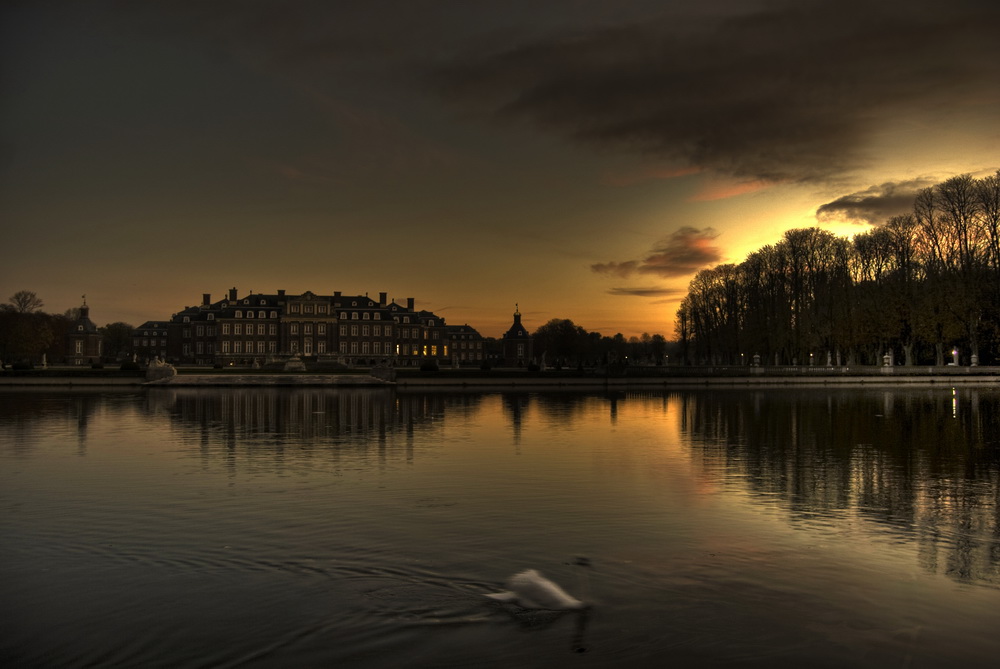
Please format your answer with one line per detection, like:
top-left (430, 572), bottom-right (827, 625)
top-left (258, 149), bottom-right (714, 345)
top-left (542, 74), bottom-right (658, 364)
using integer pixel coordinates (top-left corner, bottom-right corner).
top-left (485, 569), bottom-right (587, 610)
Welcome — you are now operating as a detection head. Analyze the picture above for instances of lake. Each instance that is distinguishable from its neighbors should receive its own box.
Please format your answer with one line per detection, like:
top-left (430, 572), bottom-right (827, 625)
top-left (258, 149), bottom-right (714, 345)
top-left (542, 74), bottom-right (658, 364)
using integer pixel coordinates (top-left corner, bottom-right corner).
top-left (2, 386), bottom-right (999, 668)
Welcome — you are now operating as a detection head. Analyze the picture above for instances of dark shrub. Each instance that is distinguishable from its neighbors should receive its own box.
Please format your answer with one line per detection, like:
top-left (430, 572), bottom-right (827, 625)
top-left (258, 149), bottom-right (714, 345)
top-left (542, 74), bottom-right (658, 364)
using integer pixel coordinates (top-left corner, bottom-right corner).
top-left (527, 363), bottom-right (540, 372)
top-left (420, 361), bottom-right (440, 372)
top-left (12, 360), bottom-right (34, 371)
top-left (91, 362), bottom-right (104, 369)
top-left (120, 361), bottom-right (141, 371)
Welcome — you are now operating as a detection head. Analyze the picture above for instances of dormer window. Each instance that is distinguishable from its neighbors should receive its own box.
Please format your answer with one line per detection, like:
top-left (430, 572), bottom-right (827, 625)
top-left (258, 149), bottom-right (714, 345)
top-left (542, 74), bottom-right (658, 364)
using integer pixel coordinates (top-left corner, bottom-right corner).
top-left (247, 311), bottom-right (254, 319)
top-left (270, 311), bottom-right (277, 318)
top-left (77, 325), bottom-right (83, 331)
top-left (259, 299), bottom-right (266, 306)
top-left (363, 313), bottom-right (370, 320)
top-left (235, 311), bottom-right (242, 318)
top-left (243, 299), bottom-right (249, 305)
top-left (207, 314), bottom-right (215, 320)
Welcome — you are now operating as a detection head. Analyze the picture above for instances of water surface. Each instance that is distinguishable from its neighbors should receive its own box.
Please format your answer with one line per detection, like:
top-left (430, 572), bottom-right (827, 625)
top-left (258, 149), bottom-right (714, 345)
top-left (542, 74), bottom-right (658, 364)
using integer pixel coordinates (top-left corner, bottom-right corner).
top-left (2, 387), bottom-right (999, 667)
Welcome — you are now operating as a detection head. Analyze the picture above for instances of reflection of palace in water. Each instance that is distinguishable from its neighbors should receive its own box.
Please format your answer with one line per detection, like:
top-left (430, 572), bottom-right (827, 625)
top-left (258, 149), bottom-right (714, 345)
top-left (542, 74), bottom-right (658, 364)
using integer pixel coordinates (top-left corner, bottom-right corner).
top-left (678, 387), bottom-right (1000, 587)
top-left (149, 388), bottom-right (486, 458)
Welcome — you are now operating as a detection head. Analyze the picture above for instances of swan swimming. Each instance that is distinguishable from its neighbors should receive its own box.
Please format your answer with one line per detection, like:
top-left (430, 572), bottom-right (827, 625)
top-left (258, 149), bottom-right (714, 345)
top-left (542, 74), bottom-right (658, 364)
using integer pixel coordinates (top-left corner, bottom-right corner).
top-left (485, 569), bottom-right (587, 610)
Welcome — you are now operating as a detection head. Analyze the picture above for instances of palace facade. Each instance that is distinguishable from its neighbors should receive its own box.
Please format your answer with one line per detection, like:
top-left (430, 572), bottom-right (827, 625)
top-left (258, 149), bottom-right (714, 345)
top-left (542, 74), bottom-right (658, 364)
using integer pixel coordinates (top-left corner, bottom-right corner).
top-left (133, 287), bottom-right (487, 367)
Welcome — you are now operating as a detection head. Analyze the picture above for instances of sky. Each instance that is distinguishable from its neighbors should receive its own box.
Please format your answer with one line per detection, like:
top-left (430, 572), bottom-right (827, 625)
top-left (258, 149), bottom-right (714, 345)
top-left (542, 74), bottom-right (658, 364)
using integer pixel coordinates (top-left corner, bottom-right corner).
top-left (2, 0), bottom-right (998, 338)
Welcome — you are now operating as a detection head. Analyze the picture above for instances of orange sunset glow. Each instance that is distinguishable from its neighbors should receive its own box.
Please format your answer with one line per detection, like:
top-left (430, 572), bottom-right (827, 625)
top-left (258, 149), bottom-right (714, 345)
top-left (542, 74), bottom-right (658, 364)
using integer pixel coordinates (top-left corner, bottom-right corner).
top-left (2, 1), bottom-right (998, 338)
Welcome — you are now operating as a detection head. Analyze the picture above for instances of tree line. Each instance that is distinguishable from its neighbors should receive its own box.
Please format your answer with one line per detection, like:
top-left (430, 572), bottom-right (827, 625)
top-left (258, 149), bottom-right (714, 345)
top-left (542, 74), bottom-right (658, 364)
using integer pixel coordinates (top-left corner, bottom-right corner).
top-left (676, 171), bottom-right (1000, 366)
top-left (528, 318), bottom-right (669, 368)
top-left (0, 291), bottom-right (134, 366)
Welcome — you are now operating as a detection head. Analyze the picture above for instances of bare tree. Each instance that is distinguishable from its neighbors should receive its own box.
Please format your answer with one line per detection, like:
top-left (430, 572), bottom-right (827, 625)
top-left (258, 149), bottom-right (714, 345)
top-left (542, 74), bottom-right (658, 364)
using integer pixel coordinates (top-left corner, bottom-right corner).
top-left (9, 290), bottom-right (44, 313)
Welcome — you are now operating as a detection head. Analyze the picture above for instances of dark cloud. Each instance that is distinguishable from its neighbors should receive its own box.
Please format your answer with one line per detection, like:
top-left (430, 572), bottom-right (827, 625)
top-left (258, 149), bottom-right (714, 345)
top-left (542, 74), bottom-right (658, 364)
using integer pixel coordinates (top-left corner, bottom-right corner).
top-left (592, 226), bottom-right (721, 279)
top-left (608, 287), bottom-right (686, 298)
top-left (433, 0), bottom-right (1000, 183)
top-left (815, 177), bottom-right (939, 224)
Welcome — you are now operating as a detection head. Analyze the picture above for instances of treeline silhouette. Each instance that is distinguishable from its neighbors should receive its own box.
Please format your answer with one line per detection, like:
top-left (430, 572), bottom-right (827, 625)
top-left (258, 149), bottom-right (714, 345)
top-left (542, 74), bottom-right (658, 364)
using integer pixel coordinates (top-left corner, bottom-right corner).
top-left (677, 171), bottom-right (1000, 365)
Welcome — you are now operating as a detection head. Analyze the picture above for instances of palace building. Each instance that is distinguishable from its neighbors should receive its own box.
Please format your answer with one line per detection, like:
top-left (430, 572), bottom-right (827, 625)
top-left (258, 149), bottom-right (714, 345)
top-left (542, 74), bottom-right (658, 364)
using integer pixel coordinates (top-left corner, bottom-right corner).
top-left (133, 287), bottom-right (486, 367)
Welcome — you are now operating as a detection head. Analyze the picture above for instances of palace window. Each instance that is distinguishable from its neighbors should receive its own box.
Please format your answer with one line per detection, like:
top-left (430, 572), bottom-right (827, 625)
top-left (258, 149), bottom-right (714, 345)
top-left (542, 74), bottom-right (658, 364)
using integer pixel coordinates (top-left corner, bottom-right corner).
top-left (290, 324), bottom-right (299, 335)
top-left (318, 324), bottom-right (326, 335)
top-left (269, 324), bottom-right (277, 335)
top-left (351, 325), bottom-right (358, 336)
top-left (270, 311), bottom-right (277, 319)
top-left (234, 324), bottom-right (242, 335)
top-left (222, 341), bottom-right (230, 353)
top-left (235, 311), bottom-right (242, 318)
top-left (362, 325), bottom-right (369, 336)
top-left (268, 341), bottom-right (277, 353)
top-left (234, 341), bottom-right (242, 354)
top-left (258, 311), bottom-right (265, 318)
top-left (350, 342), bottom-right (358, 354)
top-left (304, 324), bottom-right (313, 335)
top-left (317, 341), bottom-right (326, 353)
top-left (340, 342), bottom-right (347, 353)
top-left (374, 313), bottom-right (381, 320)
top-left (258, 341), bottom-right (266, 354)
top-left (247, 311), bottom-right (253, 319)
top-left (373, 325), bottom-right (380, 336)
top-left (207, 313), bottom-right (215, 320)
top-left (363, 312), bottom-right (370, 320)
top-left (257, 324), bottom-right (265, 335)
top-left (340, 325), bottom-right (347, 336)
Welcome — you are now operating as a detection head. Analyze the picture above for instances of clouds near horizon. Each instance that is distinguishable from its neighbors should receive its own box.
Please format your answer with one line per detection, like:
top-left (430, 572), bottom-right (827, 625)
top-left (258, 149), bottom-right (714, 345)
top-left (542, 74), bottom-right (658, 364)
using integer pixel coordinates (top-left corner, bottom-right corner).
top-left (593, 226), bottom-right (722, 284)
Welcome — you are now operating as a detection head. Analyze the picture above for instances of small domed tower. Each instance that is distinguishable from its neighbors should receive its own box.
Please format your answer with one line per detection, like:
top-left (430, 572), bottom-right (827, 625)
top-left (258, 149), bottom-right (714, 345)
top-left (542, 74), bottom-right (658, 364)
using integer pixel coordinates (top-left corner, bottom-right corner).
top-left (66, 297), bottom-right (102, 365)
top-left (500, 304), bottom-right (532, 367)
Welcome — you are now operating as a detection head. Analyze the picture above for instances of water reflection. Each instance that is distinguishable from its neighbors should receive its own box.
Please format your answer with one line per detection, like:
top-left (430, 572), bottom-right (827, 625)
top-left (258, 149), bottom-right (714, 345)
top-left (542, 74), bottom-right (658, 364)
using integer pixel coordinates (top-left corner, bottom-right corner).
top-left (677, 387), bottom-right (1000, 587)
top-left (2, 385), bottom-right (997, 591)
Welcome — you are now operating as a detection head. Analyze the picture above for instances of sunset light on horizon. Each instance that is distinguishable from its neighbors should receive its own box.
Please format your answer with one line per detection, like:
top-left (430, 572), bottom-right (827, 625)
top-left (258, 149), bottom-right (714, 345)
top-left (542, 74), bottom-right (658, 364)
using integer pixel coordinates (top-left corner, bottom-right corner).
top-left (2, 0), bottom-right (998, 338)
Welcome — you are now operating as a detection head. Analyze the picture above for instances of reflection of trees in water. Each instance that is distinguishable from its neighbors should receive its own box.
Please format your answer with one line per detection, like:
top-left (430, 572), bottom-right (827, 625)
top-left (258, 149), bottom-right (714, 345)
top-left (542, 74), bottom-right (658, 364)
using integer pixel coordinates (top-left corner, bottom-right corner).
top-left (0, 389), bottom-right (115, 454)
top-left (680, 387), bottom-right (1000, 586)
